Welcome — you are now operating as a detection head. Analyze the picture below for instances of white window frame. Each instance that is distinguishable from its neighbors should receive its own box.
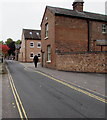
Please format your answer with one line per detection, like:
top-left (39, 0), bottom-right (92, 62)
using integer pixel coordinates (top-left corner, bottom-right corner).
top-left (37, 42), bottom-right (41, 48)
top-left (47, 45), bottom-right (51, 62)
top-left (37, 53), bottom-right (41, 58)
top-left (36, 32), bottom-right (39, 36)
top-left (30, 42), bottom-right (34, 48)
top-left (45, 23), bottom-right (48, 39)
top-left (30, 52), bottom-right (34, 59)
top-left (29, 32), bottom-right (32, 35)
top-left (102, 24), bottom-right (107, 34)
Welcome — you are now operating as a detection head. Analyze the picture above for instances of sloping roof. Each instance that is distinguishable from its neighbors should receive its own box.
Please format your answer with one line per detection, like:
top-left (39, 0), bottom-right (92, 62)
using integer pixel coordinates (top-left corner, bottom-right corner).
top-left (74, 0), bottom-right (84, 2)
top-left (23, 29), bottom-right (41, 40)
top-left (47, 6), bottom-right (107, 22)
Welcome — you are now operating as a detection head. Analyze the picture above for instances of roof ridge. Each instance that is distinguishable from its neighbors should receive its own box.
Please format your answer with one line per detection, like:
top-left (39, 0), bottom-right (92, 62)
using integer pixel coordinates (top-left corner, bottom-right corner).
top-left (47, 6), bottom-right (73, 11)
top-left (47, 5), bottom-right (106, 16)
top-left (83, 11), bottom-right (106, 17)
top-left (23, 29), bottom-right (41, 31)
top-left (46, 6), bottom-right (107, 22)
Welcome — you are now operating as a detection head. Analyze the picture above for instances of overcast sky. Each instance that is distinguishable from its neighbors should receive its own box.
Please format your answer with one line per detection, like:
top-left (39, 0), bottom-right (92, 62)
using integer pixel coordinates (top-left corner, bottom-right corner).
top-left (0, 0), bottom-right (107, 41)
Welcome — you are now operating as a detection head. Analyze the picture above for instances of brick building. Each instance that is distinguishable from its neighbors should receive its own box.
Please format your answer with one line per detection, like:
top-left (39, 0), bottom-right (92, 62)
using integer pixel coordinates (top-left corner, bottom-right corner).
top-left (19, 29), bottom-right (41, 62)
top-left (41, 0), bottom-right (107, 73)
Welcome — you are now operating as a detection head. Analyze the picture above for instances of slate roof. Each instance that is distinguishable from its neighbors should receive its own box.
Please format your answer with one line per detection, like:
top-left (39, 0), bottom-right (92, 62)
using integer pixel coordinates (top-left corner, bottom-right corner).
top-left (23, 29), bottom-right (41, 40)
top-left (47, 6), bottom-right (107, 22)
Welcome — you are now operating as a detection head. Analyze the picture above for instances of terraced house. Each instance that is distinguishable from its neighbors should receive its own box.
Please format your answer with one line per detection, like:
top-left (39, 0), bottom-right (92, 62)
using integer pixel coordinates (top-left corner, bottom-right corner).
top-left (41, 0), bottom-right (107, 73)
top-left (19, 29), bottom-right (41, 62)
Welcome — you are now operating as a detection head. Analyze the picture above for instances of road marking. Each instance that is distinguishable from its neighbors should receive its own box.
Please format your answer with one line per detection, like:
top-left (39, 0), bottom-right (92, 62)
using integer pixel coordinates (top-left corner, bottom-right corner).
top-left (6, 66), bottom-right (28, 120)
top-left (33, 70), bottom-right (107, 104)
top-left (24, 66), bottom-right (106, 98)
top-left (23, 65), bottom-right (107, 103)
top-left (9, 77), bottom-right (23, 119)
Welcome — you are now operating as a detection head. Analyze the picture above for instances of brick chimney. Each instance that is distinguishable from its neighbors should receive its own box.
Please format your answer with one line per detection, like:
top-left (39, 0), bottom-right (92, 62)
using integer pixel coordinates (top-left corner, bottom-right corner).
top-left (72, 0), bottom-right (84, 12)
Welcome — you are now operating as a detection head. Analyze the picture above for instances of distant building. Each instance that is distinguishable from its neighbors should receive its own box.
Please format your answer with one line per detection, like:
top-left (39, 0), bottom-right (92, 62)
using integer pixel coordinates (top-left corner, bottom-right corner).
top-left (15, 44), bottom-right (21, 61)
top-left (19, 29), bottom-right (41, 62)
top-left (41, 0), bottom-right (107, 73)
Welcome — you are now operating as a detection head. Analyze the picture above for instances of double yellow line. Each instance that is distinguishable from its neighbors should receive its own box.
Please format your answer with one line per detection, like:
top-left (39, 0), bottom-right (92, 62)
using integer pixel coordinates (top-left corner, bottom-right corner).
top-left (34, 70), bottom-right (107, 104)
top-left (7, 67), bottom-right (28, 120)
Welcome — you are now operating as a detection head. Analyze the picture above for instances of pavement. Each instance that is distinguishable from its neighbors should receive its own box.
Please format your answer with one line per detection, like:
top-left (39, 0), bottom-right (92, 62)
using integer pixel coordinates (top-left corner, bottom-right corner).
top-left (0, 62), bottom-right (7, 74)
top-left (20, 62), bottom-right (106, 98)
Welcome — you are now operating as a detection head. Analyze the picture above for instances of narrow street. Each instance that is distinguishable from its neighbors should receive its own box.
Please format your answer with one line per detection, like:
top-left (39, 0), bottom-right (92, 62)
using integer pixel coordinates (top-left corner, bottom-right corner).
top-left (2, 60), bottom-right (106, 119)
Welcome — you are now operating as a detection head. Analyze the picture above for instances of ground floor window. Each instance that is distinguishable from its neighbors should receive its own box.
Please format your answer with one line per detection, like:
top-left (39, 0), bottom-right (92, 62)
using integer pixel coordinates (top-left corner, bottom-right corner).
top-left (37, 53), bottom-right (41, 58)
top-left (30, 52), bottom-right (34, 59)
top-left (47, 45), bottom-right (51, 62)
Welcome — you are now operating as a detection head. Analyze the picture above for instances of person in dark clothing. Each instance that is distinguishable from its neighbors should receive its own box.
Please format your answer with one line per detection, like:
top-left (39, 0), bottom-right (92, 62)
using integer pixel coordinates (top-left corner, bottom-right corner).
top-left (33, 55), bottom-right (39, 68)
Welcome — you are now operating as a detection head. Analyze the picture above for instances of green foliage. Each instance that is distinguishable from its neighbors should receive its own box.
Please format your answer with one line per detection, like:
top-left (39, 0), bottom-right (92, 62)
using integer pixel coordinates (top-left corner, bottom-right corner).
top-left (5, 38), bottom-right (13, 45)
top-left (0, 41), bottom-right (4, 44)
top-left (15, 40), bottom-right (21, 44)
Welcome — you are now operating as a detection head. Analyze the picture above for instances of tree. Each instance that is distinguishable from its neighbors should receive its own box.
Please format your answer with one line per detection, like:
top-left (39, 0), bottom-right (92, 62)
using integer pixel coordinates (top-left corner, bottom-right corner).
top-left (2, 45), bottom-right (10, 55)
top-left (5, 38), bottom-right (13, 45)
top-left (15, 40), bottom-right (21, 45)
top-left (0, 41), bottom-right (4, 44)
top-left (4, 38), bottom-right (21, 59)
top-left (0, 44), bottom-right (10, 57)
top-left (8, 41), bottom-right (16, 58)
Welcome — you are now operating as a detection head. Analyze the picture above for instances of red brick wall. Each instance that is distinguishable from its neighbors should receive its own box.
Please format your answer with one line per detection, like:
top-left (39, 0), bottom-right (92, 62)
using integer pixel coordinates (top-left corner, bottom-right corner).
top-left (41, 9), bottom-right (56, 68)
top-left (19, 38), bottom-right (41, 62)
top-left (90, 21), bottom-right (107, 51)
top-left (55, 16), bottom-right (88, 52)
top-left (56, 52), bottom-right (107, 73)
top-left (26, 40), bottom-right (41, 62)
top-left (41, 8), bottom-right (107, 71)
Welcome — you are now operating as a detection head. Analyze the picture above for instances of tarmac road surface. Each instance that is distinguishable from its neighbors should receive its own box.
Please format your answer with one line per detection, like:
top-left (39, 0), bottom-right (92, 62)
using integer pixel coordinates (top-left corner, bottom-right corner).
top-left (3, 60), bottom-right (106, 119)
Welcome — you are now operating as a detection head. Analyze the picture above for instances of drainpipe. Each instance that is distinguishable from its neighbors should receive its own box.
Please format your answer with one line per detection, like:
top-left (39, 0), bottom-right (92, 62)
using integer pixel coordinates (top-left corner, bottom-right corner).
top-left (25, 40), bottom-right (26, 62)
top-left (87, 20), bottom-right (91, 52)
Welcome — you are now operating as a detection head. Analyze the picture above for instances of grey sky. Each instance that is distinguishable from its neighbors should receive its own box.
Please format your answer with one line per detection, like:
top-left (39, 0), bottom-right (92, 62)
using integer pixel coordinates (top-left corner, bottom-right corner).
top-left (0, 0), bottom-right (106, 41)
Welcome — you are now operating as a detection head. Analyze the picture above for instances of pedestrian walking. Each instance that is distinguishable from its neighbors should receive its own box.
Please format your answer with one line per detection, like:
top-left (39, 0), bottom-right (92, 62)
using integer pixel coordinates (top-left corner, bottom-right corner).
top-left (33, 55), bottom-right (39, 68)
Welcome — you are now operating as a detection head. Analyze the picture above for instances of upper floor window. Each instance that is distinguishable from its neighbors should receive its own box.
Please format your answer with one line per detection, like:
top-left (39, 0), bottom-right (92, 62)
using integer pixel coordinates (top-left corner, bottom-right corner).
top-left (45, 23), bottom-right (48, 38)
top-left (30, 42), bottom-right (34, 48)
top-left (37, 42), bottom-right (41, 48)
top-left (29, 32), bottom-right (32, 35)
top-left (102, 24), bottom-right (107, 33)
top-left (36, 32), bottom-right (39, 36)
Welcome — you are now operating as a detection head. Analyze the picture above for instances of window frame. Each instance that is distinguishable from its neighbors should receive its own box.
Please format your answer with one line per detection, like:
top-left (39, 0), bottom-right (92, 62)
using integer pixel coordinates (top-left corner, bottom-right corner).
top-left (37, 42), bottom-right (41, 48)
top-left (30, 41), bottom-right (34, 48)
top-left (30, 52), bottom-right (34, 59)
top-left (36, 32), bottom-right (39, 36)
top-left (102, 24), bottom-right (107, 34)
top-left (37, 53), bottom-right (41, 58)
top-left (45, 23), bottom-right (49, 39)
top-left (29, 32), bottom-right (32, 35)
top-left (47, 45), bottom-right (51, 62)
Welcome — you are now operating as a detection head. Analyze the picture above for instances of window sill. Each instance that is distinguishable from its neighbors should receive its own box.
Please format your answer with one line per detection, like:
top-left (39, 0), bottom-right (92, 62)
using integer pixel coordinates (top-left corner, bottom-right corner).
top-left (46, 61), bottom-right (51, 63)
top-left (30, 57), bottom-right (33, 59)
top-left (102, 32), bottom-right (106, 34)
top-left (44, 37), bottom-right (48, 40)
